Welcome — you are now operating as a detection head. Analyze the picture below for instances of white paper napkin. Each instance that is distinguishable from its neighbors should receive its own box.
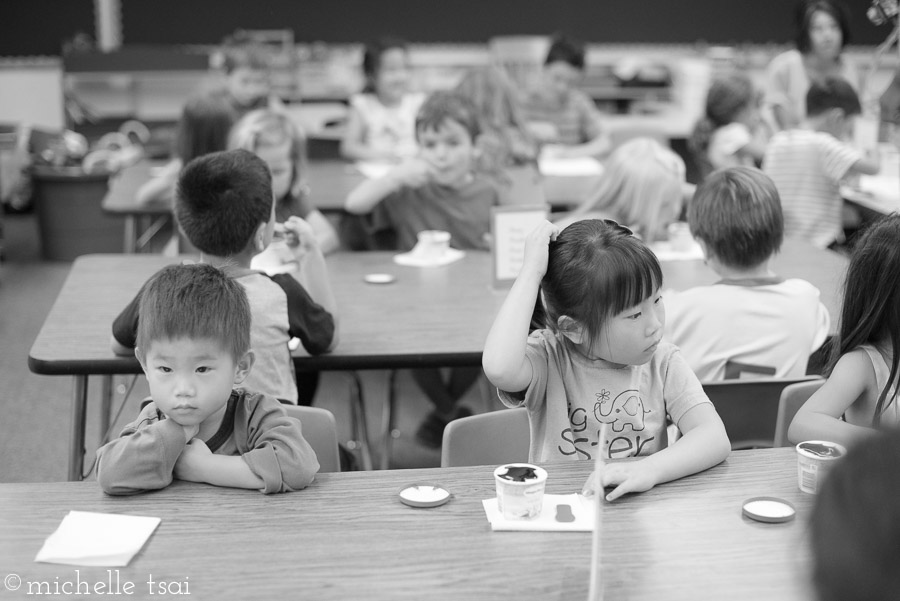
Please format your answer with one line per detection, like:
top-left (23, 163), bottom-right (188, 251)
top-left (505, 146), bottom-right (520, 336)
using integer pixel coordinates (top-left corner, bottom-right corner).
top-left (482, 493), bottom-right (595, 532)
top-left (35, 511), bottom-right (161, 566)
top-left (649, 239), bottom-right (705, 262)
top-left (539, 157), bottom-right (604, 177)
top-left (393, 247), bottom-right (465, 267)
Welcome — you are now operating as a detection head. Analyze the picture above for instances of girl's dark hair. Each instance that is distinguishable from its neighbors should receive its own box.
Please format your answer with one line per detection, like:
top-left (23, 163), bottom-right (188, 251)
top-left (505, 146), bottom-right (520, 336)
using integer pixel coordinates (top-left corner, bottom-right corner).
top-left (362, 36), bottom-right (409, 94)
top-left (175, 94), bottom-right (238, 162)
top-left (537, 219), bottom-right (662, 345)
top-left (829, 214), bottom-right (900, 427)
top-left (544, 33), bottom-right (585, 70)
top-left (688, 72), bottom-right (755, 179)
top-left (795, 0), bottom-right (851, 53)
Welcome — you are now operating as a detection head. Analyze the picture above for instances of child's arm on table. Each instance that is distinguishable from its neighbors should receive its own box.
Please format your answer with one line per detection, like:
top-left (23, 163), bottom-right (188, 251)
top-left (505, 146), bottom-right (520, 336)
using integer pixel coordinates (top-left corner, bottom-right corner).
top-left (96, 408), bottom-right (197, 495)
top-left (483, 221), bottom-right (558, 392)
top-left (583, 403), bottom-right (730, 502)
top-left (135, 159), bottom-right (180, 206)
top-left (174, 440), bottom-right (265, 490)
top-left (788, 349), bottom-right (877, 448)
top-left (344, 158), bottom-right (431, 214)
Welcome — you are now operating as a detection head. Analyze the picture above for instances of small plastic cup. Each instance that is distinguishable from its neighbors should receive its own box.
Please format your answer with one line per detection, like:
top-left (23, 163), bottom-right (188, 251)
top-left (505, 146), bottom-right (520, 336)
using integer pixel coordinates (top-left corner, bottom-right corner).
top-left (494, 463), bottom-right (548, 520)
top-left (416, 229), bottom-right (451, 257)
top-left (796, 440), bottom-right (847, 494)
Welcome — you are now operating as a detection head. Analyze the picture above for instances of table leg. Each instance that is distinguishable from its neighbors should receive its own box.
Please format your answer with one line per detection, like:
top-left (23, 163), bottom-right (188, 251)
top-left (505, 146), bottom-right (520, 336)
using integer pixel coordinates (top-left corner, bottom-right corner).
top-left (348, 373), bottom-right (373, 471)
top-left (379, 370), bottom-right (399, 470)
top-left (68, 375), bottom-right (88, 481)
top-left (123, 216), bottom-right (136, 254)
top-left (99, 375), bottom-right (112, 444)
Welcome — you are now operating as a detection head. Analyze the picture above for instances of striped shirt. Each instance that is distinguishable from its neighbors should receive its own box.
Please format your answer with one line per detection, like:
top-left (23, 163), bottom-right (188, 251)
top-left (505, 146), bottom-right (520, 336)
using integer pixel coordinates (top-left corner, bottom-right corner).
top-left (762, 129), bottom-right (861, 248)
top-left (521, 88), bottom-right (602, 145)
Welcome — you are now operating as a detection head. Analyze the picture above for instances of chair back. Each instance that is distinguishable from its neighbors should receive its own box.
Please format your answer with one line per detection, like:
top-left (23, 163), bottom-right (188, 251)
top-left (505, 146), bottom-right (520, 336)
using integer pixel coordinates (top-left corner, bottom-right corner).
top-left (441, 408), bottom-right (530, 467)
top-left (774, 380), bottom-right (826, 447)
top-left (282, 405), bottom-right (341, 473)
top-left (701, 376), bottom-right (824, 450)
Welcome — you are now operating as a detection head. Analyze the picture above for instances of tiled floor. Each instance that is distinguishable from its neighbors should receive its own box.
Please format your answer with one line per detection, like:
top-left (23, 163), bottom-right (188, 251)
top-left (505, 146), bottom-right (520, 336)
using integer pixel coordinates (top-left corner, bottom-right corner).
top-left (0, 209), bottom-right (492, 482)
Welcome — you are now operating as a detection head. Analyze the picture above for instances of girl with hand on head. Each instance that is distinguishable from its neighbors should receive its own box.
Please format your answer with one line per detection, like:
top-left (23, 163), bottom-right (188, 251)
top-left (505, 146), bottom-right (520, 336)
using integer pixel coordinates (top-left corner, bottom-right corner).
top-left (789, 214), bottom-right (900, 449)
top-left (482, 219), bottom-right (730, 502)
top-left (689, 72), bottom-right (768, 180)
top-left (229, 109), bottom-right (339, 254)
top-left (340, 37), bottom-right (426, 162)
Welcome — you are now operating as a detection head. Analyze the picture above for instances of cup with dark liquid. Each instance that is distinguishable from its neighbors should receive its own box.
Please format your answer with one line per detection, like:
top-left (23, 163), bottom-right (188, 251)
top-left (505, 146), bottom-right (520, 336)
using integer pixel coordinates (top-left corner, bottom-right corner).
top-left (493, 463), bottom-right (548, 519)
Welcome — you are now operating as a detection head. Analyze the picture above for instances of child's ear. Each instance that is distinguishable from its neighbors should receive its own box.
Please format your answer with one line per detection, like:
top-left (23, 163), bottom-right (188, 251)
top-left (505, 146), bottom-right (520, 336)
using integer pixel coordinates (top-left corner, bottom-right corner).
top-left (254, 222), bottom-right (268, 253)
top-left (233, 350), bottom-right (255, 385)
top-left (557, 315), bottom-right (586, 345)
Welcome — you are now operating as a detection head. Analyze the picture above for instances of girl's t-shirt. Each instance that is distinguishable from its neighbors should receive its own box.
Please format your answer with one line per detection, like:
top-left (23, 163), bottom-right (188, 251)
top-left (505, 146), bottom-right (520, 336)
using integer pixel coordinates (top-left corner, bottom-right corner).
top-left (499, 329), bottom-right (710, 463)
top-left (349, 92), bottom-right (426, 158)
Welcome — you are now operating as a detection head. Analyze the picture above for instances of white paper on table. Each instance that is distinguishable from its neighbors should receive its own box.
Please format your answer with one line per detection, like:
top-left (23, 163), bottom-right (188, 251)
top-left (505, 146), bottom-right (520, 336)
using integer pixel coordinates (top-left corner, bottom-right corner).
top-left (393, 247), bottom-right (465, 267)
top-left (482, 493), bottom-right (595, 532)
top-left (649, 239), bottom-right (705, 262)
top-left (35, 511), bottom-right (161, 567)
top-left (355, 161), bottom-right (393, 179)
top-left (538, 157), bottom-right (604, 177)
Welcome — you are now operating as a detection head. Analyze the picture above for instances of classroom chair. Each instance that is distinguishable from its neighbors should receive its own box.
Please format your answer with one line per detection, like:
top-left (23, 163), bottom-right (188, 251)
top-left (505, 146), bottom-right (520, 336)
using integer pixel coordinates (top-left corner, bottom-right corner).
top-left (774, 379), bottom-right (826, 448)
top-left (441, 407), bottom-right (530, 468)
top-left (701, 376), bottom-right (824, 450)
top-left (282, 405), bottom-right (342, 473)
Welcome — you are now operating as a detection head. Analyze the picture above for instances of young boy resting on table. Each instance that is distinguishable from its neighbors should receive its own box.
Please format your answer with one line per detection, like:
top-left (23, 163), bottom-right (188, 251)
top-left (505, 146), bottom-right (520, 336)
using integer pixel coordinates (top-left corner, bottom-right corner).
top-left (97, 263), bottom-right (319, 495)
top-left (112, 149), bottom-right (337, 406)
top-left (344, 91), bottom-right (501, 447)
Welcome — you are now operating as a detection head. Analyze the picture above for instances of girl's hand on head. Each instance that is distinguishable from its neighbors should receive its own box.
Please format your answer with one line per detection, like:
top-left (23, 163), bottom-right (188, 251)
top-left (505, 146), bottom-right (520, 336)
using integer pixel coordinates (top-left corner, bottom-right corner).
top-left (523, 220), bottom-right (559, 279)
top-left (174, 438), bottom-right (212, 482)
top-left (582, 460), bottom-right (660, 502)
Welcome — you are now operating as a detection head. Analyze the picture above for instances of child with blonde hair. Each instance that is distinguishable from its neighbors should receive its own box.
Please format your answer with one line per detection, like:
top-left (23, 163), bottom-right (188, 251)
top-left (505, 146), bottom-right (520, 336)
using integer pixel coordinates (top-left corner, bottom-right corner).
top-left (229, 109), bottom-right (339, 254)
top-left (689, 72), bottom-right (767, 180)
top-left (483, 219), bottom-right (730, 501)
top-left (558, 137), bottom-right (687, 244)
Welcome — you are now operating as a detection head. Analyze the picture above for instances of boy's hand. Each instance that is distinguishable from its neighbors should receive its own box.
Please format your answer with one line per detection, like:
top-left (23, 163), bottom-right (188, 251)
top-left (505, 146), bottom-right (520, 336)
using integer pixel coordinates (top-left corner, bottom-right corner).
top-left (522, 220), bottom-right (559, 279)
top-left (280, 216), bottom-right (317, 257)
top-left (582, 460), bottom-right (660, 502)
top-left (388, 158), bottom-right (432, 189)
top-left (181, 423), bottom-right (200, 443)
top-left (174, 438), bottom-right (213, 482)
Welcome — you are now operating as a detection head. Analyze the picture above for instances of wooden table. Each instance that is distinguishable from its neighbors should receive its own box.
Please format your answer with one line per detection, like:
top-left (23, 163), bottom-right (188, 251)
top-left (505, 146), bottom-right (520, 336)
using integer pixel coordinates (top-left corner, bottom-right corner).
top-left (29, 241), bottom-right (846, 480)
top-left (0, 448), bottom-right (814, 601)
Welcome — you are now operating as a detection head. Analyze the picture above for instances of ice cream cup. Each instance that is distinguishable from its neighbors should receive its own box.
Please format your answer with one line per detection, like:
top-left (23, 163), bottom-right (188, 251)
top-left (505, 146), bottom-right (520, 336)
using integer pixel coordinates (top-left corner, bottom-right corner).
top-left (494, 463), bottom-right (548, 520)
top-left (796, 440), bottom-right (847, 494)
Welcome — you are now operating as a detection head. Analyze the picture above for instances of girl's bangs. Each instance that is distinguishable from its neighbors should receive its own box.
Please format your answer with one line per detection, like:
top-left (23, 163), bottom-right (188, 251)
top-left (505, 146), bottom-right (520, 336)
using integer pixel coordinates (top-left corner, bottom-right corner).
top-left (605, 244), bottom-right (663, 316)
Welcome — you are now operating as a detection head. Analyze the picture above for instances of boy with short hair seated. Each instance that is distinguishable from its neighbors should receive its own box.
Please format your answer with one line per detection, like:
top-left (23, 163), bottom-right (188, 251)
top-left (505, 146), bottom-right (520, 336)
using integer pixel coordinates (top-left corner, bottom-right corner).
top-left (113, 149), bottom-right (337, 405)
top-left (97, 263), bottom-right (319, 495)
top-left (344, 91), bottom-right (501, 446)
top-left (664, 166), bottom-right (830, 381)
top-left (763, 76), bottom-right (879, 249)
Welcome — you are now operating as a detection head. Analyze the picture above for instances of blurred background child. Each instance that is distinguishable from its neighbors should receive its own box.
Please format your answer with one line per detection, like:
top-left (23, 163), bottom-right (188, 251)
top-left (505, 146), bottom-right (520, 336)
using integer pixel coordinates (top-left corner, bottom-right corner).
top-left (789, 214), bottom-right (900, 448)
top-left (340, 37), bottom-right (425, 162)
top-left (665, 166), bottom-right (830, 381)
top-left (211, 33), bottom-right (285, 117)
top-left (229, 109), bottom-right (339, 254)
top-left (763, 76), bottom-right (879, 249)
top-left (556, 137), bottom-right (687, 244)
top-left (521, 33), bottom-right (610, 159)
top-left (689, 72), bottom-right (768, 181)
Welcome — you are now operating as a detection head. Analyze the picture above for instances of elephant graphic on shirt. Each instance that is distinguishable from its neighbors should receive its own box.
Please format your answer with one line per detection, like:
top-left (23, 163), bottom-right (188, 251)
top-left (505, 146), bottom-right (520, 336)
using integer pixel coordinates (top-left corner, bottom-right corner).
top-left (594, 389), bottom-right (649, 432)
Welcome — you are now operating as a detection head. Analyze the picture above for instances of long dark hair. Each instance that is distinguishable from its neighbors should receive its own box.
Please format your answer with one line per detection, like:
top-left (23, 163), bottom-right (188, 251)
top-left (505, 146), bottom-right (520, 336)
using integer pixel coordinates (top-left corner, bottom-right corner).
top-left (535, 219), bottom-right (662, 348)
top-left (830, 214), bottom-right (900, 427)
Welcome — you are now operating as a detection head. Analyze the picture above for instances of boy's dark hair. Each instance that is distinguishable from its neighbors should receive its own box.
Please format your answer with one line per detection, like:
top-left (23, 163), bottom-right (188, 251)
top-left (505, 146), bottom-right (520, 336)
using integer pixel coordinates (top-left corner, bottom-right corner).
top-left (544, 34), bottom-right (585, 70)
top-left (415, 91), bottom-right (481, 140)
top-left (806, 76), bottom-right (861, 117)
top-left (795, 0), bottom-right (851, 54)
top-left (540, 219), bottom-right (662, 347)
top-left (136, 263), bottom-right (251, 360)
top-left (688, 166), bottom-right (784, 269)
top-left (810, 429), bottom-right (900, 601)
top-left (175, 149), bottom-right (273, 257)
top-left (362, 36), bottom-right (409, 92)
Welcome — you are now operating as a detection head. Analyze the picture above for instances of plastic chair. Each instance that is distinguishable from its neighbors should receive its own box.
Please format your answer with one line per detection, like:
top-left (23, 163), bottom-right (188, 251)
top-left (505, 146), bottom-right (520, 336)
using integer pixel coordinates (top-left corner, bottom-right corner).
top-left (701, 376), bottom-right (824, 450)
top-left (282, 405), bottom-right (341, 473)
top-left (441, 408), bottom-right (530, 468)
top-left (774, 380), bottom-right (826, 447)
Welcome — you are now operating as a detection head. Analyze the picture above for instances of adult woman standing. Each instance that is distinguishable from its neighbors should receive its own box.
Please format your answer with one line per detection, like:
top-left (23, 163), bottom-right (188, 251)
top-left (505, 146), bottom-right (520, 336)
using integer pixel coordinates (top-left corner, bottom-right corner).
top-left (764, 0), bottom-right (858, 131)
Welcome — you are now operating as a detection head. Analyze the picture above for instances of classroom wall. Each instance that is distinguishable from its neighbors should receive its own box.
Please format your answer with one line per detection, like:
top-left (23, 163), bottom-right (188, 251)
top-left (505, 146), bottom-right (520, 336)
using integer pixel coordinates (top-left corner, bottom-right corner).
top-left (0, 0), bottom-right (888, 56)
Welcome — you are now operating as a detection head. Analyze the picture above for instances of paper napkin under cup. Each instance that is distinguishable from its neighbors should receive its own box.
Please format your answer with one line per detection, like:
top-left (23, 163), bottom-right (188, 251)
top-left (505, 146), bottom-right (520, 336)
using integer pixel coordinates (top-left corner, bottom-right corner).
top-left (482, 493), bottom-right (595, 532)
top-left (35, 511), bottom-right (161, 566)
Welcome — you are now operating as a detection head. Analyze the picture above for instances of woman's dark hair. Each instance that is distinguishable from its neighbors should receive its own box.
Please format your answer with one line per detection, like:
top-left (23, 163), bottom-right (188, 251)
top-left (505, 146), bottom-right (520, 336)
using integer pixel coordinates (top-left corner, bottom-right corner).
top-left (829, 214), bottom-right (900, 427)
top-left (795, 0), bottom-right (851, 53)
top-left (537, 219), bottom-right (662, 346)
top-left (362, 36), bottom-right (409, 93)
top-left (544, 33), bottom-right (585, 70)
